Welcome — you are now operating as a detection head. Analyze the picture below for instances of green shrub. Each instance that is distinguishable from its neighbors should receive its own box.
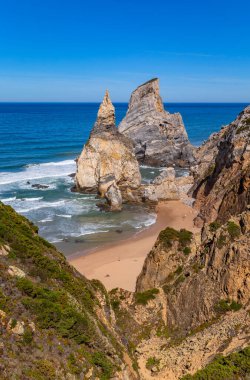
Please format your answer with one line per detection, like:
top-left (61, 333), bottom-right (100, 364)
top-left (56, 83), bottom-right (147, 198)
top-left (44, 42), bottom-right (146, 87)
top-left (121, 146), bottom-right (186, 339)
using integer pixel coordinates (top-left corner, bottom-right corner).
top-left (227, 221), bottom-right (241, 239)
top-left (178, 229), bottom-right (193, 248)
top-left (159, 227), bottom-right (193, 249)
top-left (135, 288), bottom-right (159, 305)
top-left (215, 299), bottom-right (242, 314)
top-left (183, 247), bottom-right (191, 255)
top-left (23, 327), bottom-right (33, 344)
top-left (192, 262), bottom-right (204, 273)
top-left (67, 353), bottom-right (82, 375)
top-left (175, 266), bottom-right (183, 275)
top-left (146, 356), bottom-right (160, 370)
top-left (230, 300), bottom-right (242, 312)
top-left (174, 275), bottom-right (185, 286)
top-left (216, 234), bottom-right (227, 249)
top-left (10, 318), bottom-right (17, 329)
top-left (159, 227), bottom-right (180, 247)
top-left (111, 299), bottom-right (120, 310)
top-left (181, 346), bottom-right (250, 379)
top-left (91, 352), bottom-right (115, 380)
top-left (21, 285), bottom-right (94, 345)
top-left (33, 359), bottom-right (56, 380)
top-left (209, 221), bottom-right (221, 232)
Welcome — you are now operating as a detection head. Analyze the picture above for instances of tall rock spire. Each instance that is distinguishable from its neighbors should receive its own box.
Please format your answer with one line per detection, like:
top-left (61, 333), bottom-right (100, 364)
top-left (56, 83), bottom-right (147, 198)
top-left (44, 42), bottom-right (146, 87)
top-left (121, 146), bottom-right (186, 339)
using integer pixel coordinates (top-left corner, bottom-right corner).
top-left (75, 89), bottom-right (141, 211)
top-left (96, 90), bottom-right (115, 127)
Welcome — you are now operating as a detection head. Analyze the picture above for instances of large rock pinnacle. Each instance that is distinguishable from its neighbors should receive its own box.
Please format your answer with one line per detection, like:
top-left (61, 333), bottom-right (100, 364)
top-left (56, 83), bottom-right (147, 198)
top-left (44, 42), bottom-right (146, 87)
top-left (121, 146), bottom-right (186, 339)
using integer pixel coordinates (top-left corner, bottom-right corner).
top-left (96, 90), bottom-right (115, 127)
top-left (118, 78), bottom-right (194, 167)
top-left (75, 91), bottom-right (141, 211)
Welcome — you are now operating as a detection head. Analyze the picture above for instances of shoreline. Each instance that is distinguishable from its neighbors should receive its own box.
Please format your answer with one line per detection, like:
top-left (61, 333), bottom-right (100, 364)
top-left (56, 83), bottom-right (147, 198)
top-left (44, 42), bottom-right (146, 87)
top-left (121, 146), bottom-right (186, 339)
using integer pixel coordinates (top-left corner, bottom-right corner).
top-left (69, 200), bottom-right (199, 292)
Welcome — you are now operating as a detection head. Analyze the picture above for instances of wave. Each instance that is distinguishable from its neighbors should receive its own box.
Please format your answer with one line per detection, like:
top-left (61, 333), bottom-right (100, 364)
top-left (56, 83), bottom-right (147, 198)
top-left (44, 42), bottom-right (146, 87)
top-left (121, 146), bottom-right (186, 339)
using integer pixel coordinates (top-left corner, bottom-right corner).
top-left (0, 196), bottom-right (16, 202)
top-left (56, 214), bottom-right (72, 218)
top-left (39, 218), bottom-right (53, 223)
top-left (0, 159), bottom-right (76, 185)
top-left (22, 197), bottom-right (43, 201)
top-left (3, 199), bottom-right (67, 214)
top-left (50, 238), bottom-right (64, 243)
top-left (69, 229), bottom-right (109, 238)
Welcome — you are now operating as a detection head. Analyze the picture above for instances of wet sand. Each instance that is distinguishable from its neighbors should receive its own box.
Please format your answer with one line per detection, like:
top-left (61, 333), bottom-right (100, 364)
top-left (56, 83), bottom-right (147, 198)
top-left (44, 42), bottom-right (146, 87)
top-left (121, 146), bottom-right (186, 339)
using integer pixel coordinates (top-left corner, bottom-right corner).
top-left (69, 200), bottom-right (199, 291)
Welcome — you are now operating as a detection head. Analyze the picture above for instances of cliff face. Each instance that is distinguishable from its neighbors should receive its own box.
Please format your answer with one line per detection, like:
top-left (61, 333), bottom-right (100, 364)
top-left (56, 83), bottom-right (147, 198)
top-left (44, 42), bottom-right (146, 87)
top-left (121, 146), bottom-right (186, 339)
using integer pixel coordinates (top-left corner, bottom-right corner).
top-left (191, 106), bottom-right (250, 226)
top-left (0, 203), bottom-right (137, 380)
top-left (118, 79), bottom-right (194, 167)
top-left (75, 91), bottom-right (141, 210)
top-left (127, 107), bottom-right (250, 378)
top-left (130, 211), bottom-right (250, 379)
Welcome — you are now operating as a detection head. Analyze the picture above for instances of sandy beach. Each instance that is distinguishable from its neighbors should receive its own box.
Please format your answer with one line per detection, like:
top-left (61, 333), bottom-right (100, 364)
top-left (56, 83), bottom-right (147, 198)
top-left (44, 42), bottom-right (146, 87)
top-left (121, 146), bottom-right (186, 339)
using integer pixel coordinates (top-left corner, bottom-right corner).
top-left (69, 200), bottom-right (199, 291)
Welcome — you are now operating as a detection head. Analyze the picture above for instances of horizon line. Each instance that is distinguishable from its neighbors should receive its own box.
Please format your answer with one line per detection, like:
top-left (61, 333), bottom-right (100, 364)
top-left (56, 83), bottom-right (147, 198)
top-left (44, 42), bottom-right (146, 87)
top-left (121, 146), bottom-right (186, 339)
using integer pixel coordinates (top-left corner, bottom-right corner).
top-left (0, 101), bottom-right (249, 104)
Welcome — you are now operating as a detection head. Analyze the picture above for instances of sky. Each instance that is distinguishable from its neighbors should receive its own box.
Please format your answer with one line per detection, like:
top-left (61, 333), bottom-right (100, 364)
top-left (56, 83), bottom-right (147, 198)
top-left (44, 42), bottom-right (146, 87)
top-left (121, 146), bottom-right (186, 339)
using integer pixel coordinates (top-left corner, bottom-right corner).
top-left (0, 0), bottom-right (250, 102)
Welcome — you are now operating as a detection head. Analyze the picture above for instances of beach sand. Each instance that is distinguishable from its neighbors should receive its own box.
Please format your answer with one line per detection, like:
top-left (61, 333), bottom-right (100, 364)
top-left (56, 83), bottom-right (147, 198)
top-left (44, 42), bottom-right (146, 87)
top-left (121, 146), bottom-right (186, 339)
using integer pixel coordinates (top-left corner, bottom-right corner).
top-left (69, 200), bottom-right (199, 292)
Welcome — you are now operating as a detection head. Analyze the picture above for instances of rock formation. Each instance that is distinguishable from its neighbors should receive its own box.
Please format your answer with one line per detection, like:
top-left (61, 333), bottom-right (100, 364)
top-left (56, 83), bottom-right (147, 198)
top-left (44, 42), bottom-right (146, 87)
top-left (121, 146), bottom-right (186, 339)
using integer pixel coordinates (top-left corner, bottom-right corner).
top-left (191, 105), bottom-right (250, 226)
top-left (117, 105), bottom-right (250, 379)
top-left (143, 167), bottom-right (194, 204)
top-left (75, 90), bottom-right (141, 210)
top-left (118, 78), bottom-right (194, 167)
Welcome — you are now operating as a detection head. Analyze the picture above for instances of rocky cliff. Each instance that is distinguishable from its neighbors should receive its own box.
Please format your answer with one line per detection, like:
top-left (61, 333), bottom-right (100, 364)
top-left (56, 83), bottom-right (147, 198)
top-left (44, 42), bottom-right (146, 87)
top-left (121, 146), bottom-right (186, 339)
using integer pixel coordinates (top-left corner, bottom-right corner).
top-left (75, 91), bottom-right (141, 210)
top-left (118, 79), bottom-right (194, 167)
top-left (123, 106), bottom-right (250, 378)
top-left (191, 106), bottom-right (250, 226)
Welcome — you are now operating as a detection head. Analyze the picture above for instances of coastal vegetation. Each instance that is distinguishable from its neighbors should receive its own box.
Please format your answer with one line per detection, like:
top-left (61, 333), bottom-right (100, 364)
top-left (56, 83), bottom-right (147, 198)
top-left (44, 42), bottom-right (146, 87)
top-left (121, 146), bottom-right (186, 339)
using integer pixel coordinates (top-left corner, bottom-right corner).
top-left (135, 288), bottom-right (159, 305)
top-left (159, 227), bottom-right (193, 249)
top-left (0, 202), bottom-right (125, 379)
top-left (181, 347), bottom-right (250, 380)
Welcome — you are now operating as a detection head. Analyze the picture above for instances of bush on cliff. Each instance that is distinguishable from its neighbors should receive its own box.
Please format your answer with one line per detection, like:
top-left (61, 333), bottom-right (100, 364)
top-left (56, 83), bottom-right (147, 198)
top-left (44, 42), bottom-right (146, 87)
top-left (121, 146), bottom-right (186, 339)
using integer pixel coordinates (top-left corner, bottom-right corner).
top-left (181, 346), bottom-right (250, 380)
top-left (159, 227), bottom-right (193, 249)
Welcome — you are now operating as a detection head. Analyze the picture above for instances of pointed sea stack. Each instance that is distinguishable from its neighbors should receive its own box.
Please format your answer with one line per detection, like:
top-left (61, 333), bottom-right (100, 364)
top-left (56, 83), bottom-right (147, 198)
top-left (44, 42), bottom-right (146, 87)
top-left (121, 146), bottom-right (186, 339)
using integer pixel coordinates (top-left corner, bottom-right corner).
top-left (118, 78), bottom-right (194, 167)
top-left (75, 91), bottom-right (141, 210)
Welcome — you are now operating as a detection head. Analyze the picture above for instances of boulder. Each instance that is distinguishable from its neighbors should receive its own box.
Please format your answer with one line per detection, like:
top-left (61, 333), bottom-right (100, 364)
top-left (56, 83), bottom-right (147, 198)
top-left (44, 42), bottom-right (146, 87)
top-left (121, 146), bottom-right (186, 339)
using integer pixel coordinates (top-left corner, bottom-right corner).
top-left (7, 319), bottom-right (25, 335)
top-left (7, 266), bottom-right (26, 278)
top-left (118, 78), bottom-right (194, 167)
top-left (142, 168), bottom-right (194, 203)
top-left (0, 245), bottom-right (10, 256)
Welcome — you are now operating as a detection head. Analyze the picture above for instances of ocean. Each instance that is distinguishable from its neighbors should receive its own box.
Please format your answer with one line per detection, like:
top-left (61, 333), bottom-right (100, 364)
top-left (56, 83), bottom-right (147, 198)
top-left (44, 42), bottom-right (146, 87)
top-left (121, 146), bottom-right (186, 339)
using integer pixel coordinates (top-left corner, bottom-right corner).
top-left (0, 102), bottom-right (247, 254)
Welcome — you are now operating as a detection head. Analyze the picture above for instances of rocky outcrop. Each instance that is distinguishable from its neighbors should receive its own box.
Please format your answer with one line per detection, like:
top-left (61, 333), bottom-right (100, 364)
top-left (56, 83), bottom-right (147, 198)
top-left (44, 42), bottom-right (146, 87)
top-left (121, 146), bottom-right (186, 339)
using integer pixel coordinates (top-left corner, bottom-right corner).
top-left (136, 210), bottom-right (250, 328)
top-left (75, 91), bottom-right (141, 210)
top-left (191, 106), bottom-right (250, 226)
top-left (118, 78), bottom-right (194, 167)
top-left (143, 167), bottom-right (194, 204)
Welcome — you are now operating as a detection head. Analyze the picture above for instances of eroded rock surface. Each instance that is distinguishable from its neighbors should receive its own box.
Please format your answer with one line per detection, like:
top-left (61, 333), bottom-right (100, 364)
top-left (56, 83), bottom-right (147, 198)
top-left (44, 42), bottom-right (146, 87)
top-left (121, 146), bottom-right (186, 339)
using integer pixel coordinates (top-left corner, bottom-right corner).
top-left (75, 91), bottom-right (141, 210)
top-left (143, 168), bottom-right (194, 204)
top-left (191, 105), bottom-right (250, 226)
top-left (118, 78), bottom-right (194, 167)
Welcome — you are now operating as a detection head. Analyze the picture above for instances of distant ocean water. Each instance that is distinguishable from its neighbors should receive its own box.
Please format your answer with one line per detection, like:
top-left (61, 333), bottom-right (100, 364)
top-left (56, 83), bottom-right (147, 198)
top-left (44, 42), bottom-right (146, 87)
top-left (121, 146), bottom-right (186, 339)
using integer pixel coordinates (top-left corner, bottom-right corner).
top-left (0, 102), bottom-right (247, 254)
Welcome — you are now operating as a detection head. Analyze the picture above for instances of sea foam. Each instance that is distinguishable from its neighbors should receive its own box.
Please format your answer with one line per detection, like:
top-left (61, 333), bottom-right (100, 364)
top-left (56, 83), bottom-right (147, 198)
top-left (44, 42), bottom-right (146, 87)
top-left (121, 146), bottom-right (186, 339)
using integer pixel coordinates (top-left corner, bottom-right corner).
top-left (0, 159), bottom-right (76, 185)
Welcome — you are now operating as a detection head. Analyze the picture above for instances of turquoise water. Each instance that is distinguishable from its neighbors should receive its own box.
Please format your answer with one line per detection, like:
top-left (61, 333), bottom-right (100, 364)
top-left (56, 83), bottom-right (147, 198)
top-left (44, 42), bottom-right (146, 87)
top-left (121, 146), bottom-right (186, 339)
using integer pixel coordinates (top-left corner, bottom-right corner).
top-left (0, 102), bottom-right (247, 253)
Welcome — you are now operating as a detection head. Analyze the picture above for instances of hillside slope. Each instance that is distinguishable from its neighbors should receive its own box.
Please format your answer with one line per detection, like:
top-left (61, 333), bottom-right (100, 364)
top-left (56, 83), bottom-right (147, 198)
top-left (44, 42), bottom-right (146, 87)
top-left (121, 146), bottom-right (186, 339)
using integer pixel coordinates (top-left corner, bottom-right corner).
top-left (0, 203), bottom-right (136, 380)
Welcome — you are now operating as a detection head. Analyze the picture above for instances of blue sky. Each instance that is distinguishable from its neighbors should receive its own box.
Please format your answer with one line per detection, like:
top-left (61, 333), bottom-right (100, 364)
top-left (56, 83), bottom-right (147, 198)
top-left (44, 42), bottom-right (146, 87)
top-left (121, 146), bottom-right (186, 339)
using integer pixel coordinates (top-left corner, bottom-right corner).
top-left (0, 0), bottom-right (250, 102)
